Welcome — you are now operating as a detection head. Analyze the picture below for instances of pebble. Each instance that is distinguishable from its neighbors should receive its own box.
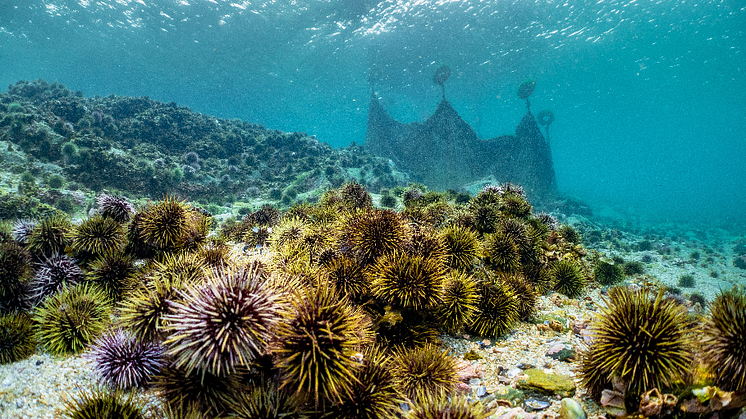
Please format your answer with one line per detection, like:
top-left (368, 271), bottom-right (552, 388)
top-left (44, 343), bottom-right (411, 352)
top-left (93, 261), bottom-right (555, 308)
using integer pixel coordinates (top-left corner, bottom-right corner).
top-left (456, 382), bottom-right (472, 393)
top-left (469, 378), bottom-right (481, 386)
top-left (525, 398), bottom-right (551, 411)
top-left (506, 368), bottom-right (522, 379)
top-left (455, 360), bottom-right (481, 381)
top-left (547, 342), bottom-right (576, 362)
top-left (559, 398), bottom-right (587, 419)
top-left (476, 386), bottom-right (487, 397)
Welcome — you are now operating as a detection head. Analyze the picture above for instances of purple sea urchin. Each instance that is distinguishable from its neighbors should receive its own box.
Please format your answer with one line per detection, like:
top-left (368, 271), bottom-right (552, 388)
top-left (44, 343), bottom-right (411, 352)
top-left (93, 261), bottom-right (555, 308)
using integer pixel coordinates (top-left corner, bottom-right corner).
top-left (163, 264), bottom-right (280, 377)
top-left (96, 194), bottom-right (135, 224)
top-left (88, 328), bottom-right (166, 389)
top-left (12, 219), bottom-right (36, 244)
top-left (31, 254), bottom-right (84, 303)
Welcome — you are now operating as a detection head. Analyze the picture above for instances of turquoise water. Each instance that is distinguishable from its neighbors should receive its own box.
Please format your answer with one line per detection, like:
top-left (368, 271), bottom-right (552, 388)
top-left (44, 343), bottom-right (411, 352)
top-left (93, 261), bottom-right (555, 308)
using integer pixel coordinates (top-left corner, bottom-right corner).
top-left (1, 0), bottom-right (744, 227)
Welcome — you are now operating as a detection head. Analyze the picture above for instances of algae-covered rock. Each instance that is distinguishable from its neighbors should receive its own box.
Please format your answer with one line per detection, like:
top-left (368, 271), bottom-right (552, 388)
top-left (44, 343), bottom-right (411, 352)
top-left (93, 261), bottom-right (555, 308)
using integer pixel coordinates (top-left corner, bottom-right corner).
top-left (518, 368), bottom-right (576, 397)
top-left (463, 349), bottom-right (483, 361)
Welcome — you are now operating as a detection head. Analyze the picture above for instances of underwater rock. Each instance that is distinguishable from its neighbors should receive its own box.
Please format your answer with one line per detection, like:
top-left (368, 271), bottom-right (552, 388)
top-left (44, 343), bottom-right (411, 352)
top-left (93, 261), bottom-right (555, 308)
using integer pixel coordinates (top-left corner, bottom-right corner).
top-left (0, 79), bottom-right (406, 205)
top-left (365, 90), bottom-right (558, 204)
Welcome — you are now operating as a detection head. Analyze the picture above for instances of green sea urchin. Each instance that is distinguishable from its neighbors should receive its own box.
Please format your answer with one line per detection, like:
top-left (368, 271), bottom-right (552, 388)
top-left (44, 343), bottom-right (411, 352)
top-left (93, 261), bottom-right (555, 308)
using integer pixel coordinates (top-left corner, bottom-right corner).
top-left (439, 224), bottom-right (479, 272)
top-left (551, 259), bottom-right (586, 298)
top-left (85, 251), bottom-right (137, 302)
top-left (118, 276), bottom-right (185, 343)
top-left (153, 364), bottom-right (240, 417)
top-left (482, 232), bottom-right (520, 274)
top-left (437, 270), bottom-right (479, 333)
top-left (0, 242), bottom-right (32, 311)
top-left (224, 379), bottom-right (303, 419)
top-left (594, 260), bottom-right (625, 286)
top-left (584, 286), bottom-right (693, 398)
top-left (407, 394), bottom-right (489, 419)
top-left (349, 209), bottom-right (410, 265)
top-left (393, 343), bottom-right (458, 402)
top-left (469, 279), bottom-right (519, 338)
top-left (369, 251), bottom-right (446, 311)
top-left (274, 284), bottom-right (371, 405)
top-left (33, 283), bottom-right (112, 355)
top-left (700, 287), bottom-right (746, 391)
top-left (322, 255), bottom-right (368, 301)
top-left (26, 214), bottom-right (73, 258)
top-left (0, 312), bottom-right (36, 364)
top-left (325, 345), bottom-right (402, 419)
top-left (71, 215), bottom-right (126, 258)
top-left (522, 263), bottom-right (554, 295)
top-left (340, 181), bottom-right (373, 210)
top-left (63, 386), bottom-right (145, 419)
top-left (139, 196), bottom-right (190, 251)
top-left (501, 273), bottom-right (538, 320)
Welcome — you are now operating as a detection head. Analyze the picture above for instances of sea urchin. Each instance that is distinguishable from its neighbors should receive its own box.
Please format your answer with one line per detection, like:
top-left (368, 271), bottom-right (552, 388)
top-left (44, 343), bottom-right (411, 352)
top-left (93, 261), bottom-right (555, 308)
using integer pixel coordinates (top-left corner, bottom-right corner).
top-left (162, 264), bottom-right (281, 377)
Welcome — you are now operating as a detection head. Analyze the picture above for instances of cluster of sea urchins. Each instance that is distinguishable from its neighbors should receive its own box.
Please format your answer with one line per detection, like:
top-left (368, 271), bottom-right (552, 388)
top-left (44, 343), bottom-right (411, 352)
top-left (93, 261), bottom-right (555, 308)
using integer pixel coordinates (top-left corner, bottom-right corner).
top-left (577, 284), bottom-right (746, 416)
top-left (1, 184), bottom-right (601, 418)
